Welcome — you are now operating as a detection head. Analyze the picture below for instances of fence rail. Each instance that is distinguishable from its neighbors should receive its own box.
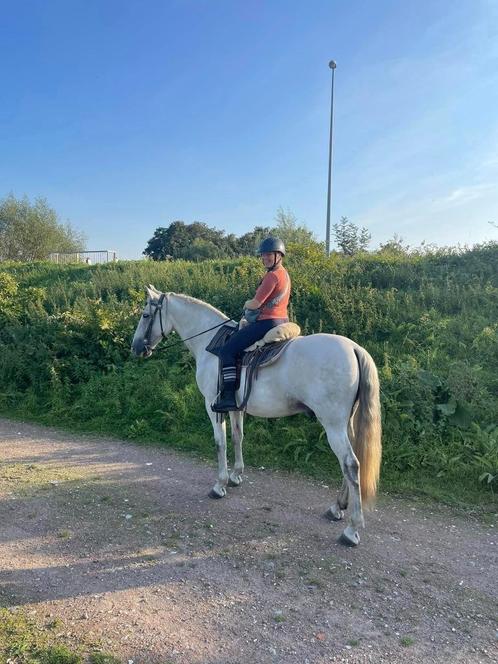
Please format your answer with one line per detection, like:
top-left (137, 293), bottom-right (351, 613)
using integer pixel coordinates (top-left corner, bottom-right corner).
top-left (49, 250), bottom-right (117, 265)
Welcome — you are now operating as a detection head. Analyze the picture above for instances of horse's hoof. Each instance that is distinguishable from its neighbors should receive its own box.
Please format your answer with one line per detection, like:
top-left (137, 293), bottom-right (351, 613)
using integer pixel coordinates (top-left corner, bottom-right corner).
top-left (324, 506), bottom-right (344, 521)
top-left (209, 488), bottom-right (225, 499)
top-left (338, 526), bottom-right (360, 547)
top-left (228, 475), bottom-right (242, 487)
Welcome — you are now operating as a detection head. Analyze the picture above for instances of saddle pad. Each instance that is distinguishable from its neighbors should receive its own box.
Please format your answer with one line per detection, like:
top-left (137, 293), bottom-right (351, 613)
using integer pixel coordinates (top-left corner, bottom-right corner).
top-left (241, 337), bottom-right (294, 368)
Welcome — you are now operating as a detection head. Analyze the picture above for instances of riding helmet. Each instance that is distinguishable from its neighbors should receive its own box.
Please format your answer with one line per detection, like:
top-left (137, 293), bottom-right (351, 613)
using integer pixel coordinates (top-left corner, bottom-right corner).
top-left (257, 237), bottom-right (286, 256)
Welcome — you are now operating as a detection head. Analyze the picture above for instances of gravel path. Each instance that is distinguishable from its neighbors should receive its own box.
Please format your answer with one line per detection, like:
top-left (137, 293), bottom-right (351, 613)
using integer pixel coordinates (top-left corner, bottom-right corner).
top-left (0, 418), bottom-right (496, 663)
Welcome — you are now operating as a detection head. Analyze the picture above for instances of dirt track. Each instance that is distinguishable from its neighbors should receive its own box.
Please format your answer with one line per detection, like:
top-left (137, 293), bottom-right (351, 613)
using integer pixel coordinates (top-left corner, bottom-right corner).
top-left (0, 418), bottom-right (496, 663)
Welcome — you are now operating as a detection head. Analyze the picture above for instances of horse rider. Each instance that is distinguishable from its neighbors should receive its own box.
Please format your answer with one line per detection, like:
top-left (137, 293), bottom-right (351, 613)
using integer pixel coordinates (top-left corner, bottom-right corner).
top-left (212, 237), bottom-right (291, 413)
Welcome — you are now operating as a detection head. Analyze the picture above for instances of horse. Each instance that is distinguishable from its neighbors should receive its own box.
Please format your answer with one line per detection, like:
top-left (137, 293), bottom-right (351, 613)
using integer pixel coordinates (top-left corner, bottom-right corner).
top-left (131, 285), bottom-right (382, 546)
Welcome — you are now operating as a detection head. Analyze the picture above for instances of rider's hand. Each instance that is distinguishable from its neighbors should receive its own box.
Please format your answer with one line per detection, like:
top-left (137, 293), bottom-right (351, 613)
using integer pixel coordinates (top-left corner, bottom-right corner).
top-left (244, 298), bottom-right (261, 310)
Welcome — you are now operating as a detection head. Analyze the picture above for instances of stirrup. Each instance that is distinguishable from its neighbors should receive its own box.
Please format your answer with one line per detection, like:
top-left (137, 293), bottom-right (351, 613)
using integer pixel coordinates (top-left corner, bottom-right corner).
top-left (211, 390), bottom-right (238, 413)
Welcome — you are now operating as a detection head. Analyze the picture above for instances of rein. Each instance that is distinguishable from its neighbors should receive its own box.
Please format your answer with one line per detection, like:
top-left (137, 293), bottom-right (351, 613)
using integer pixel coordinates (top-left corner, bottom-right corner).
top-left (154, 319), bottom-right (237, 353)
top-left (142, 293), bottom-right (238, 354)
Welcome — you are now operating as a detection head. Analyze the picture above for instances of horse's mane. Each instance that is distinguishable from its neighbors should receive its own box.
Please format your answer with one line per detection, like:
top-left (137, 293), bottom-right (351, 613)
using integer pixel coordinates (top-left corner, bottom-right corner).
top-left (170, 292), bottom-right (229, 320)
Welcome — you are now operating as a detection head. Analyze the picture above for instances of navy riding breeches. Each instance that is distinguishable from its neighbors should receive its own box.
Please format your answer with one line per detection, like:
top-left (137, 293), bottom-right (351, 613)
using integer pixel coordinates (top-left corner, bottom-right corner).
top-left (218, 318), bottom-right (288, 366)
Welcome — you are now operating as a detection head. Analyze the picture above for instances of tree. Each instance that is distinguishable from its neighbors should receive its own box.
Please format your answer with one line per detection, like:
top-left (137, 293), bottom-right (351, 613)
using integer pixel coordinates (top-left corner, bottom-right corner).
top-left (0, 194), bottom-right (86, 261)
top-left (271, 207), bottom-right (318, 246)
top-left (177, 238), bottom-right (223, 261)
top-left (235, 226), bottom-right (272, 255)
top-left (143, 221), bottom-right (235, 260)
top-left (143, 223), bottom-right (183, 260)
top-left (332, 216), bottom-right (371, 255)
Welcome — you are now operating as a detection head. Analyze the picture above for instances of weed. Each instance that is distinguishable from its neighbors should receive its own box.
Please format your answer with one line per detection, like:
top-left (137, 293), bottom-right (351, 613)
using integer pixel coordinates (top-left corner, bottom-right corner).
top-left (47, 618), bottom-right (64, 629)
top-left (305, 577), bottom-right (324, 588)
top-left (57, 530), bottom-right (72, 539)
top-left (38, 644), bottom-right (82, 663)
top-left (90, 653), bottom-right (122, 664)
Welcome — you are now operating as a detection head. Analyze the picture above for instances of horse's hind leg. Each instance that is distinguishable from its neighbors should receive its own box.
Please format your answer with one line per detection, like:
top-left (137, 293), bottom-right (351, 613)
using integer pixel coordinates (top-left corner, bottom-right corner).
top-left (326, 479), bottom-right (349, 521)
top-left (322, 424), bottom-right (363, 546)
top-left (205, 400), bottom-right (229, 498)
top-left (228, 411), bottom-right (244, 487)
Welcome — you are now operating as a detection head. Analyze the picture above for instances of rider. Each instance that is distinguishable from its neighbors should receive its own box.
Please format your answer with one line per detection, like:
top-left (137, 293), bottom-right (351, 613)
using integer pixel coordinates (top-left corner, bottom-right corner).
top-left (212, 237), bottom-right (291, 413)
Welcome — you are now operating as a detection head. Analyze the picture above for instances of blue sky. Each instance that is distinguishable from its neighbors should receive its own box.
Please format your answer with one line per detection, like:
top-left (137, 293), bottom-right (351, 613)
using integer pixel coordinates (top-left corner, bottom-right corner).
top-left (1, 0), bottom-right (497, 259)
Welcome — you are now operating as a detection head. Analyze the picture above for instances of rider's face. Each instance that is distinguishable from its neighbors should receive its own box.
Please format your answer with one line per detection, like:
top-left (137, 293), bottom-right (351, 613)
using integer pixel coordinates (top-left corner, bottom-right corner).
top-left (261, 252), bottom-right (280, 268)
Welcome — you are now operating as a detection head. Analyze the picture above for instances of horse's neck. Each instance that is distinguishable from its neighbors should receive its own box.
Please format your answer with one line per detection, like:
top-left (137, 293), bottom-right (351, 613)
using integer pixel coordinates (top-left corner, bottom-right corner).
top-left (168, 294), bottom-right (227, 358)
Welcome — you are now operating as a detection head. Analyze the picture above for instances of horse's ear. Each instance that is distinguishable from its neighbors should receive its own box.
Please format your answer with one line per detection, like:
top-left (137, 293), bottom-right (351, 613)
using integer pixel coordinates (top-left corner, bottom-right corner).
top-left (146, 285), bottom-right (156, 299)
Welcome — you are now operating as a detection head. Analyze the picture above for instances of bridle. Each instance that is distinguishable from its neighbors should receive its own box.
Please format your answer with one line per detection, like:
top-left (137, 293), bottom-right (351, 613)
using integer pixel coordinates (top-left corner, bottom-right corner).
top-left (141, 293), bottom-right (168, 353)
top-left (140, 292), bottom-right (238, 355)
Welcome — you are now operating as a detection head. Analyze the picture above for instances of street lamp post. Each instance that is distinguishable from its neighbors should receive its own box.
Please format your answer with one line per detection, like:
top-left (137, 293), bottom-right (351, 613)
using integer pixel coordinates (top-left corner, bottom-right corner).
top-left (325, 60), bottom-right (337, 256)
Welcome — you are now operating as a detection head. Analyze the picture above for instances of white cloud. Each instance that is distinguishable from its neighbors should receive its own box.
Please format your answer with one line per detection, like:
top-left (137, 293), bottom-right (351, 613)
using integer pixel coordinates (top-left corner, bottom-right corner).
top-left (437, 183), bottom-right (495, 206)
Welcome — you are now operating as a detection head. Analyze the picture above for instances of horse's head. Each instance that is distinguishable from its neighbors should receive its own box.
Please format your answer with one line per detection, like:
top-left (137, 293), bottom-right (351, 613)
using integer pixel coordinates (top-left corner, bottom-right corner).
top-left (131, 285), bottom-right (173, 358)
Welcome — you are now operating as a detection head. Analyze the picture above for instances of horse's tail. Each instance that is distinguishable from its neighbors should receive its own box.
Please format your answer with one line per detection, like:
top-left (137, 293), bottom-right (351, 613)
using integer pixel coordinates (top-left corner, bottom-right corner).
top-left (351, 346), bottom-right (382, 506)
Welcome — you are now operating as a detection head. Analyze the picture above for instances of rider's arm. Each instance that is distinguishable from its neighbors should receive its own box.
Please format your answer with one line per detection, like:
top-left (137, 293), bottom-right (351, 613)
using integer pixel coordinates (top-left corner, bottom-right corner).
top-left (252, 272), bottom-right (278, 308)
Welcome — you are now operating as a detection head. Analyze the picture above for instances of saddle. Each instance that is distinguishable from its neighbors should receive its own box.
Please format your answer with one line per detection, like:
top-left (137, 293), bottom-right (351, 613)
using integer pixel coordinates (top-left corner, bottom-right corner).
top-left (206, 321), bottom-right (301, 411)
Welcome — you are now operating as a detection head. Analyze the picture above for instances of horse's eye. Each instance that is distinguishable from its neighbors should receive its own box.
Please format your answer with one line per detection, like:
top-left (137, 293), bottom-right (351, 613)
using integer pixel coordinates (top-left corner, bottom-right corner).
top-left (142, 313), bottom-right (150, 319)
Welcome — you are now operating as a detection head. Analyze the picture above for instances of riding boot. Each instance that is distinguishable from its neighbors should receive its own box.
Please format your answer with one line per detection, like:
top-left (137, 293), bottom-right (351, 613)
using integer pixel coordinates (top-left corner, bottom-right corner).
top-left (211, 385), bottom-right (238, 413)
top-left (211, 365), bottom-right (238, 412)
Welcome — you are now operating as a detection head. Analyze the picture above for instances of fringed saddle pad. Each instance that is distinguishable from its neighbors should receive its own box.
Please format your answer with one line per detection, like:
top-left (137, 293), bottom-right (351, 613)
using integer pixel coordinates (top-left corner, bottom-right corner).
top-left (241, 338), bottom-right (293, 368)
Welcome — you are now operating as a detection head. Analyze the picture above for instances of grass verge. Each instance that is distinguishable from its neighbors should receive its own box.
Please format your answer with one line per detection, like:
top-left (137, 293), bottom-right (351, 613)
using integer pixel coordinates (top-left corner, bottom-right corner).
top-left (0, 608), bottom-right (121, 664)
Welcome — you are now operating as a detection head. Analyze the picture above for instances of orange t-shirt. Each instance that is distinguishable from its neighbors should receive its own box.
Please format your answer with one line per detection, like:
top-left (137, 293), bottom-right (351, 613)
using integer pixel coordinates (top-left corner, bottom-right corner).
top-left (254, 265), bottom-right (291, 320)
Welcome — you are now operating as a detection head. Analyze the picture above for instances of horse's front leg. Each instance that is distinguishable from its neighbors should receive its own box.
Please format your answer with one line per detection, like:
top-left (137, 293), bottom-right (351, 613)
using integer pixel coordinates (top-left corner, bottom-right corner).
top-left (205, 400), bottom-right (229, 498)
top-left (228, 410), bottom-right (244, 487)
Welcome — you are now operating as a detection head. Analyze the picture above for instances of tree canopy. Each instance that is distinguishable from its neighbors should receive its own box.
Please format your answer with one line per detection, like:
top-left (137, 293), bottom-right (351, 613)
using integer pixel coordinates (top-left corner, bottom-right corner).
top-left (143, 221), bottom-right (237, 261)
top-left (143, 209), bottom-right (321, 261)
top-left (235, 226), bottom-right (273, 256)
top-left (0, 194), bottom-right (86, 261)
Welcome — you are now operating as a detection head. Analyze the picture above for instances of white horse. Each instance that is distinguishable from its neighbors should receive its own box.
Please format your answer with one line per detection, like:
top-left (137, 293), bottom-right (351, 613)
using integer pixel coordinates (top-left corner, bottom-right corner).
top-left (131, 286), bottom-right (382, 546)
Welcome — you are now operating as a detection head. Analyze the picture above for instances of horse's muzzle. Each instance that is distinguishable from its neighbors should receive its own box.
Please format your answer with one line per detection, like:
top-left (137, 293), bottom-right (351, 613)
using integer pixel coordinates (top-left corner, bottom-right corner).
top-left (131, 341), bottom-right (152, 358)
